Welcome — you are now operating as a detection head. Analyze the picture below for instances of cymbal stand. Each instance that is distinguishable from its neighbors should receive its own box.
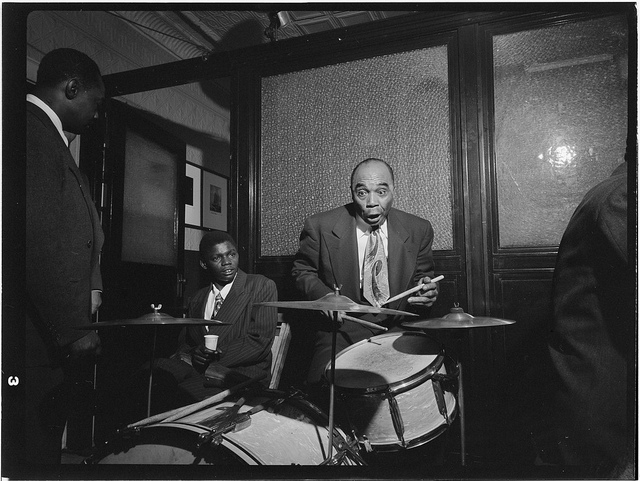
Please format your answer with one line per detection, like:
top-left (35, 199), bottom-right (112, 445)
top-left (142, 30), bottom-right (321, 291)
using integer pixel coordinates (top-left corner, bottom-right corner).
top-left (146, 304), bottom-right (162, 418)
top-left (458, 360), bottom-right (466, 466)
top-left (326, 309), bottom-right (338, 461)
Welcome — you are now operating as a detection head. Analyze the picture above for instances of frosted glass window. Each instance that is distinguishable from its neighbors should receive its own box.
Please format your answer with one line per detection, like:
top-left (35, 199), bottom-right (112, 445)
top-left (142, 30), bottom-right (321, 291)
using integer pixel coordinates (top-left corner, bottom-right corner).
top-left (261, 46), bottom-right (453, 256)
top-left (122, 130), bottom-right (178, 266)
top-left (493, 15), bottom-right (628, 247)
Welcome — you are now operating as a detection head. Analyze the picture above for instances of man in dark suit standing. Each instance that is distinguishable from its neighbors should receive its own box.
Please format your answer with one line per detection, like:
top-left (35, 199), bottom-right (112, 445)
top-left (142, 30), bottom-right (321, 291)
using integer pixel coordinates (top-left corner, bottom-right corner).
top-left (292, 158), bottom-right (440, 387)
top-left (148, 231), bottom-right (278, 410)
top-left (545, 160), bottom-right (632, 477)
top-left (25, 48), bottom-right (105, 464)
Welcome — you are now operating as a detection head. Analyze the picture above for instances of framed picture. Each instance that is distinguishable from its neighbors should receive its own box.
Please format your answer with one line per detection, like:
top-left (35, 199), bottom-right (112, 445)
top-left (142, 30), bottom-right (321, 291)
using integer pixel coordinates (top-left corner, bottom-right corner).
top-left (184, 162), bottom-right (201, 227)
top-left (202, 169), bottom-right (228, 231)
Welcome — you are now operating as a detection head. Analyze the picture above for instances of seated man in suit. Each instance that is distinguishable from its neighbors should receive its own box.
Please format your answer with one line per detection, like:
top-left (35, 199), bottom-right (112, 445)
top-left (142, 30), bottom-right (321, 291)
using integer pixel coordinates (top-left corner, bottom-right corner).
top-left (147, 231), bottom-right (278, 412)
top-left (292, 158), bottom-right (440, 389)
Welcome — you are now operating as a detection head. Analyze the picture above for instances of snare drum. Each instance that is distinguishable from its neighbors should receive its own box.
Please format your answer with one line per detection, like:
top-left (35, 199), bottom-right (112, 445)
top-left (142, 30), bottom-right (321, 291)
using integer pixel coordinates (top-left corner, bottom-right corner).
top-left (87, 393), bottom-right (360, 465)
top-left (327, 331), bottom-right (458, 452)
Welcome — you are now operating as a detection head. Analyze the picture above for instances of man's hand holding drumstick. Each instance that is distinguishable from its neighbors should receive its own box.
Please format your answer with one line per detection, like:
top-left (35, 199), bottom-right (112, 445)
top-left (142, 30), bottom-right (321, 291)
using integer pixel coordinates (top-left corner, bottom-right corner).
top-left (384, 275), bottom-right (444, 308)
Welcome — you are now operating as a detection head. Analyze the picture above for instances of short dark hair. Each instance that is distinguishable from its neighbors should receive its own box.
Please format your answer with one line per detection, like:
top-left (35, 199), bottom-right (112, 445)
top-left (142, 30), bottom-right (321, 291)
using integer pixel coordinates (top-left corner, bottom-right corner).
top-left (199, 230), bottom-right (238, 258)
top-left (36, 48), bottom-right (102, 90)
top-left (350, 158), bottom-right (395, 188)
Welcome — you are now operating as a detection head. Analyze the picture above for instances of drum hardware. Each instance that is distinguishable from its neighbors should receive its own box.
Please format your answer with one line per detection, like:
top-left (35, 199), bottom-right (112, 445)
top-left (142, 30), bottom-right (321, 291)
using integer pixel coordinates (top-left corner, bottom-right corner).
top-left (77, 304), bottom-right (229, 417)
top-left (257, 289), bottom-right (416, 463)
top-left (431, 375), bottom-right (451, 425)
top-left (194, 388), bottom-right (289, 449)
top-left (387, 392), bottom-right (406, 447)
top-left (402, 305), bottom-right (516, 466)
top-left (196, 394), bottom-right (250, 448)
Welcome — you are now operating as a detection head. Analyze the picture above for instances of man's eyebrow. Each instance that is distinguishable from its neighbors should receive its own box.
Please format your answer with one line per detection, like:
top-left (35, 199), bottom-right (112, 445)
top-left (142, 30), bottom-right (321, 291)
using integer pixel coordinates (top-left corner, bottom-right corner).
top-left (354, 180), bottom-right (390, 187)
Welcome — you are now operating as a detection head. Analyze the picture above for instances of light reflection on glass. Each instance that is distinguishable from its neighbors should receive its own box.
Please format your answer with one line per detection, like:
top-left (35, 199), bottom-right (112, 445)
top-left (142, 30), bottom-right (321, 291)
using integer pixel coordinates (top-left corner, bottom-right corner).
top-left (546, 144), bottom-right (577, 168)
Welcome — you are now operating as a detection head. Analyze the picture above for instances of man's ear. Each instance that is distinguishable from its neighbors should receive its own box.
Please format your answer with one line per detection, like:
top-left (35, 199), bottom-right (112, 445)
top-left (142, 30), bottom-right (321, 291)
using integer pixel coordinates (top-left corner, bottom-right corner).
top-left (200, 260), bottom-right (207, 270)
top-left (65, 79), bottom-right (80, 100)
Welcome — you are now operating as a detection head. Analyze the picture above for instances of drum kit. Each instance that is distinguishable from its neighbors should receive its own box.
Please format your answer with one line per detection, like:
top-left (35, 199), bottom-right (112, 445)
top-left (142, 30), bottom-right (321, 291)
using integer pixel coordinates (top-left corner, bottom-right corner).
top-left (81, 287), bottom-right (515, 467)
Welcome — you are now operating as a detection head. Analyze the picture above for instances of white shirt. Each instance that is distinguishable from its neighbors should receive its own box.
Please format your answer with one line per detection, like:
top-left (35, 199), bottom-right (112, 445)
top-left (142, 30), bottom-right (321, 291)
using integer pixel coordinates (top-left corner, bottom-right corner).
top-left (203, 275), bottom-right (236, 329)
top-left (27, 94), bottom-right (69, 147)
top-left (356, 217), bottom-right (389, 287)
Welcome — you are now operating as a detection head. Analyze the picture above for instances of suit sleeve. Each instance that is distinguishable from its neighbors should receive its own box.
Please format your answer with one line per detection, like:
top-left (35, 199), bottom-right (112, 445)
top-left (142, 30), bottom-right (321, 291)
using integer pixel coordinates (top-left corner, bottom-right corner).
top-left (26, 124), bottom-right (91, 348)
top-left (84, 173), bottom-right (104, 292)
top-left (398, 219), bottom-right (436, 317)
top-left (291, 217), bottom-right (334, 300)
top-left (217, 278), bottom-right (278, 369)
top-left (413, 220), bottom-right (436, 285)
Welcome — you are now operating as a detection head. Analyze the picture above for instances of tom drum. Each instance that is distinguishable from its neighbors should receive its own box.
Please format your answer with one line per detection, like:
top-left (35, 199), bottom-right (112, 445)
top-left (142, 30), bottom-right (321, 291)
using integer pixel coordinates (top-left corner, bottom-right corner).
top-left (326, 331), bottom-right (458, 452)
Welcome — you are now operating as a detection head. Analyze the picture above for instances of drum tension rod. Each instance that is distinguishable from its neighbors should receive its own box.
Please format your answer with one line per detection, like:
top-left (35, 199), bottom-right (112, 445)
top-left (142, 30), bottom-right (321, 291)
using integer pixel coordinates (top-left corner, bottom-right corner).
top-left (431, 374), bottom-right (451, 425)
top-left (386, 392), bottom-right (406, 448)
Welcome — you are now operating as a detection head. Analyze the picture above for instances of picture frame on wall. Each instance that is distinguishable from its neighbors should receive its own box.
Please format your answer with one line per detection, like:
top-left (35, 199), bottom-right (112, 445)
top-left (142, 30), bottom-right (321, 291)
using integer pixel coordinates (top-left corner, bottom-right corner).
top-left (202, 169), bottom-right (228, 231)
top-left (184, 162), bottom-right (202, 228)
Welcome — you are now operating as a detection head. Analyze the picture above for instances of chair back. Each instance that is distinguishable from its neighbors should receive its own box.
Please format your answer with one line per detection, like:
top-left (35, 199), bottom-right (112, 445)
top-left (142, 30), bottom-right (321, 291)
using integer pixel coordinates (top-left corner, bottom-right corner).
top-left (269, 316), bottom-right (291, 389)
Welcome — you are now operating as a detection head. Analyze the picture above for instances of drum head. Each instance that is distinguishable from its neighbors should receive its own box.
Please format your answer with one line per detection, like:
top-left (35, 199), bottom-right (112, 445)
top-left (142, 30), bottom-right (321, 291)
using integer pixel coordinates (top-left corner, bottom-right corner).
top-left (329, 331), bottom-right (443, 393)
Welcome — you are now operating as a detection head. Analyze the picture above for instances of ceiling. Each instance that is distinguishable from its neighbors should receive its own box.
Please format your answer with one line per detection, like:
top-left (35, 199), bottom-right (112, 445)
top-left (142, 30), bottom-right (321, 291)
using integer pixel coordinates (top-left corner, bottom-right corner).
top-left (109, 10), bottom-right (415, 60)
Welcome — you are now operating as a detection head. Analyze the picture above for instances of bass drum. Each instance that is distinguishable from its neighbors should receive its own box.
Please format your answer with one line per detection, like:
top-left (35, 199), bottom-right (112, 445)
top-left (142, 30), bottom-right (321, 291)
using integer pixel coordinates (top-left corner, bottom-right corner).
top-left (327, 331), bottom-right (458, 452)
top-left (88, 393), bottom-right (360, 465)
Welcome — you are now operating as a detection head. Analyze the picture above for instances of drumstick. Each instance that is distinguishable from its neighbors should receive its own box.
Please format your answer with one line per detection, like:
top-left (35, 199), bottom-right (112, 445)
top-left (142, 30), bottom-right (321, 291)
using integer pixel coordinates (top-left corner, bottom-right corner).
top-left (127, 373), bottom-right (266, 428)
top-left (342, 314), bottom-right (388, 331)
top-left (161, 373), bottom-right (266, 424)
top-left (381, 275), bottom-right (444, 306)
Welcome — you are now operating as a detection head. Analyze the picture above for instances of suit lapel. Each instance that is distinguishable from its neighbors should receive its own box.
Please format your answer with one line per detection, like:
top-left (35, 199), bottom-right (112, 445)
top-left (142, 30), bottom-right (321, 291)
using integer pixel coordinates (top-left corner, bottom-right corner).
top-left (29, 103), bottom-right (99, 234)
top-left (326, 207), bottom-right (360, 300)
top-left (216, 270), bottom-right (249, 325)
top-left (387, 209), bottom-right (414, 296)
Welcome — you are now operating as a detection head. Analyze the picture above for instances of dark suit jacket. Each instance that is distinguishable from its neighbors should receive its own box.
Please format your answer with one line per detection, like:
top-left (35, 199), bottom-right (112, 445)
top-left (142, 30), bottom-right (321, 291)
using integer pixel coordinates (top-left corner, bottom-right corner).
top-left (292, 203), bottom-right (435, 313)
top-left (26, 101), bottom-right (104, 366)
top-left (548, 162), bottom-right (632, 469)
top-left (175, 269), bottom-right (278, 383)
top-left (292, 203), bottom-right (435, 383)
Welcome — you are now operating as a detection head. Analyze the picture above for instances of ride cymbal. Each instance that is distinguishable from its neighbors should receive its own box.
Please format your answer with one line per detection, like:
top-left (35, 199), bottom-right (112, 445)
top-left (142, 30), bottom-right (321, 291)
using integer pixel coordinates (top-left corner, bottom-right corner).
top-left (402, 306), bottom-right (515, 329)
top-left (256, 292), bottom-right (417, 317)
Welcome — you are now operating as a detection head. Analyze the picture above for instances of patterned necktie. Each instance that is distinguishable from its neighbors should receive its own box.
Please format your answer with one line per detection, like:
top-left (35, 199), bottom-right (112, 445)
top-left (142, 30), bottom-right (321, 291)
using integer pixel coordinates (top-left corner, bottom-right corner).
top-left (363, 228), bottom-right (390, 307)
top-left (212, 293), bottom-right (223, 319)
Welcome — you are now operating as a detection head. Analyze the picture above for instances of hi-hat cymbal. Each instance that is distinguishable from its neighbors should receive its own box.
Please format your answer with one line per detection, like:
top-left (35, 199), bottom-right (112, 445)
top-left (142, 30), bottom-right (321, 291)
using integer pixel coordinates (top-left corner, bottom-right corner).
top-left (402, 306), bottom-right (515, 329)
top-left (76, 308), bottom-right (229, 329)
top-left (256, 292), bottom-right (417, 317)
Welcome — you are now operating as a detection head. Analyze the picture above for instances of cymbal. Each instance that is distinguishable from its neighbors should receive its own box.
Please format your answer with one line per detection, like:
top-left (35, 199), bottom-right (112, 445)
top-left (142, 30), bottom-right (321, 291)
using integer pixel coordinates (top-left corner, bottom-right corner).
top-left (402, 306), bottom-right (515, 329)
top-left (256, 292), bottom-right (418, 317)
top-left (76, 319), bottom-right (228, 329)
top-left (76, 309), bottom-right (229, 329)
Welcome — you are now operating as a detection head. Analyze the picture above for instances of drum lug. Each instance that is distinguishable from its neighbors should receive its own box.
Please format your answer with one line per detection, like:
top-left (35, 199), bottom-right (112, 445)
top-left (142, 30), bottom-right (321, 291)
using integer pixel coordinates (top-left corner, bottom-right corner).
top-left (386, 394), bottom-right (406, 447)
top-left (362, 435), bottom-right (373, 453)
top-left (431, 376), bottom-right (451, 425)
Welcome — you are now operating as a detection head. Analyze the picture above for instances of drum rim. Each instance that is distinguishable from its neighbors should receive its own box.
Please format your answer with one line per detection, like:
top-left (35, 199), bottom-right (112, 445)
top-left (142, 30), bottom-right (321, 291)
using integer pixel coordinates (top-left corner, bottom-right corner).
top-left (362, 405), bottom-right (458, 452)
top-left (327, 331), bottom-right (445, 395)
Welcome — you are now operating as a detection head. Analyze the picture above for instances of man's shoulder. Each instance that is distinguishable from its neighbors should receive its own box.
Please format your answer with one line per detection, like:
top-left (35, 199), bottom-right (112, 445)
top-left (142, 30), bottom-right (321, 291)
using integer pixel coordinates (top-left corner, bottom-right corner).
top-left (245, 272), bottom-right (277, 288)
top-left (305, 204), bottom-right (353, 224)
top-left (390, 208), bottom-right (432, 229)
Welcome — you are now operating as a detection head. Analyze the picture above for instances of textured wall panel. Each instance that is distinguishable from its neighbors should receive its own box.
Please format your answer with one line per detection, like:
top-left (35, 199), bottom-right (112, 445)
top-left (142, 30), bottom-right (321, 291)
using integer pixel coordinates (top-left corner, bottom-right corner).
top-left (493, 15), bottom-right (628, 247)
top-left (260, 46), bottom-right (453, 257)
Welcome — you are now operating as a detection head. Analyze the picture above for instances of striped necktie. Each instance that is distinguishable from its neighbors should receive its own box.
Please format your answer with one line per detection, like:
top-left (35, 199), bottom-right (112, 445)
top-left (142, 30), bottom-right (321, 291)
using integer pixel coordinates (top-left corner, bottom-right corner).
top-left (212, 293), bottom-right (223, 318)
